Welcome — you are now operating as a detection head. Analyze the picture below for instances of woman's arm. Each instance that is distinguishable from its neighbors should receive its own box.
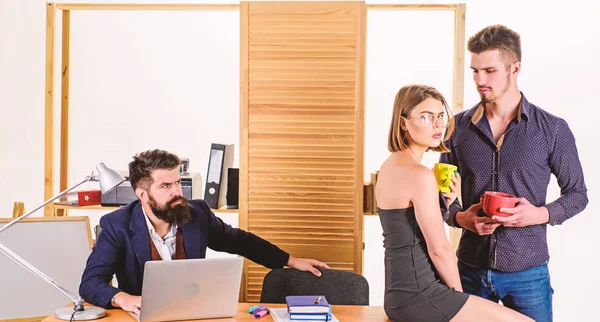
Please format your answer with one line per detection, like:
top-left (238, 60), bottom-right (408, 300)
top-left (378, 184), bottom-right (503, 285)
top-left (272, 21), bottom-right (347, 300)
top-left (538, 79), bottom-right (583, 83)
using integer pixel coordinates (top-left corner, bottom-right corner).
top-left (412, 168), bottom-right (462, 291)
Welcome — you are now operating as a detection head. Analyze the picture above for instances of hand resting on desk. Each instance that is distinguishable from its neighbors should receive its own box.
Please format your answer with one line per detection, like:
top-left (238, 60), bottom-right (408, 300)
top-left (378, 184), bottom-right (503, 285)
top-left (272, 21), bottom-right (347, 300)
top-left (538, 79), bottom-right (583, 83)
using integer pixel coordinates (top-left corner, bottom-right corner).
top-left (111, 292), bottom-right (141, 314)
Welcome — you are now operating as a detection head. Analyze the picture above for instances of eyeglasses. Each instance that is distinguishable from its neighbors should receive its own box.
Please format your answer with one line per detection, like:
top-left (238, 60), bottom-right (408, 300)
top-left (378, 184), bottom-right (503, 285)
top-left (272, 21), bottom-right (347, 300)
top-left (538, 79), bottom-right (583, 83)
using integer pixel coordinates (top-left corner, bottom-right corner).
top-left (403, 113), bottom-right (449, 129)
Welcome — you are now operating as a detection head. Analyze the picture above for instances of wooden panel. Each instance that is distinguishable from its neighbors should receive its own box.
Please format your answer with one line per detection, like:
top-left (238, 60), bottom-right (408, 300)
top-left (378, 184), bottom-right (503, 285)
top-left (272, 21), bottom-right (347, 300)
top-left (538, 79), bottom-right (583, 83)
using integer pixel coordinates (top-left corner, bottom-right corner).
top-left (43, 3), bottom-right (56, 217)
top-left (366, 4), bottom-right (458, 10)
top-left (452, 4), bottom-right (466, 114)
top-left (450, 4), bottom-right (467, 251)
top-left (55, 3), bottom-right (239, 10)
top-left (242, 1), bottom-right (364, 303)
top-left (353, 0), bottom-right (366, 275)
top-left (59, 10), bottom-right (70, 216)
top-left (240, 1), bottom-right (250, 303)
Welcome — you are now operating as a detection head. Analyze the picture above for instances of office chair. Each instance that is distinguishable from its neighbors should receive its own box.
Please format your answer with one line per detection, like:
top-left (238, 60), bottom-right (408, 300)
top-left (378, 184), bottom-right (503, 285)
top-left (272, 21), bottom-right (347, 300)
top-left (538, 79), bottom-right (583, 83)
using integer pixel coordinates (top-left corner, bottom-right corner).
top-left (260, 268), bottom-right (369, 305)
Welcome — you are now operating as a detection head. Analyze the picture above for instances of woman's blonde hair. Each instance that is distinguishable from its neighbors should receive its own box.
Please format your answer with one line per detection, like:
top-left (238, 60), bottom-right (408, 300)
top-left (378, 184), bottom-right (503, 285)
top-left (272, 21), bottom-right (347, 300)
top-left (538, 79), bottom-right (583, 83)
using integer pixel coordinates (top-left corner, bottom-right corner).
top-left (388, 84), bottom-right (455, 153)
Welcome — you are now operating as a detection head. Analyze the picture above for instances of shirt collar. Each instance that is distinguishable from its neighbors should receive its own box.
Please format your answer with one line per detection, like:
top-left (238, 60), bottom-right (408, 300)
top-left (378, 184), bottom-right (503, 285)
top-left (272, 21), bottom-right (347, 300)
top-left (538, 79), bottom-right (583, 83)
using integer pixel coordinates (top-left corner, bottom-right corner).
top-left (142, 205), bottom-right (177, 239)
top-left (469, 92), bottom-right (531, 125)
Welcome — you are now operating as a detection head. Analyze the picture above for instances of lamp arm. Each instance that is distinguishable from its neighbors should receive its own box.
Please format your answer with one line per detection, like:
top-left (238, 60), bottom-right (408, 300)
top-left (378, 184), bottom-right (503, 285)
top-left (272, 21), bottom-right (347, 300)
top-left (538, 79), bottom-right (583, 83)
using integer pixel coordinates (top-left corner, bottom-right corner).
top-left (0, 242), bottom-right (84, 309)
top-left (0, 176), bottom-right (93, 235)
top-left (0, 166), bottom-right (116, 320)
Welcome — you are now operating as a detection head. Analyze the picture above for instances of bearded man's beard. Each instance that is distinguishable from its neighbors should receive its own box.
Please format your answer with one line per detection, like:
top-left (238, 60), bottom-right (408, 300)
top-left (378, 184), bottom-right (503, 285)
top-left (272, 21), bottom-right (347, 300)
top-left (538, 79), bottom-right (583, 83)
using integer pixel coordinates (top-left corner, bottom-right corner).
top-left (148, 195), bottom-right (191, 226)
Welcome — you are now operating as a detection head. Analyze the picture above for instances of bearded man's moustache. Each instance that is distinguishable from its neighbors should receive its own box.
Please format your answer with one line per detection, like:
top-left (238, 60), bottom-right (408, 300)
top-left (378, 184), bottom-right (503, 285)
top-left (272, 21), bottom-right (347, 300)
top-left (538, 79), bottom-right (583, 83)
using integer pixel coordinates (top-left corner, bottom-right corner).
top-left (169, 196), bottom-right (188, 206)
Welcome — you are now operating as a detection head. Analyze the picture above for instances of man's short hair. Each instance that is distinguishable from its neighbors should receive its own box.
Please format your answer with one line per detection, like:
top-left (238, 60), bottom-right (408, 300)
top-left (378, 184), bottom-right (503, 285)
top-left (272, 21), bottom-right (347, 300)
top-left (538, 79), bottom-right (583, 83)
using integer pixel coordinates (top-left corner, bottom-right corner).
top-left (128, 149), bottom-right (181, 190)
top-left (467, 24), bottom-right (521, 63)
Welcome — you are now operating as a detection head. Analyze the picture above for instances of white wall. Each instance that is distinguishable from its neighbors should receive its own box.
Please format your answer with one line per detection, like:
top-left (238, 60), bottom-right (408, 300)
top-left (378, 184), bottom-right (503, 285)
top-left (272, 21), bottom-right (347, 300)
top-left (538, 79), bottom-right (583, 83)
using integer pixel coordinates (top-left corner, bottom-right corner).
top-left (363, 6), bottom-right (455, 308)
top-left (464, 2), bottom-right (599, 322)
top-left (1, 1), bottom-right (598, 321)
top-left (0, 0), bottom-right (240, 231)
top-left (364, 1), bottom-right (600, 321)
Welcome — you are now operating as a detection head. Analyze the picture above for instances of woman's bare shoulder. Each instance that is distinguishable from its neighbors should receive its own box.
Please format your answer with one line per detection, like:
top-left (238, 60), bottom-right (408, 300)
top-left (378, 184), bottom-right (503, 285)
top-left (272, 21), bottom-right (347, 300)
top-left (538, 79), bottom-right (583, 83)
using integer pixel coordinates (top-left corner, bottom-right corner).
top-left (411, 166), bottom-right (439, 198)
top-left (412, 164), bottom-right (437, 180)
top-left (377, 157), bottom-right (437, 208)
top-left (379, 156), bottom-right (432, 181)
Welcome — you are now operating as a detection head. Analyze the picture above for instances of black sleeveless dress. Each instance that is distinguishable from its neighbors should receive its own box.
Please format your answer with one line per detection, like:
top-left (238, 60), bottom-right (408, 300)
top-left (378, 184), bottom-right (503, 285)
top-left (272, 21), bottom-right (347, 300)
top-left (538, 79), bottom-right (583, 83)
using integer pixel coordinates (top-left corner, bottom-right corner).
top-left (378, 194), bottom-right (468, 322)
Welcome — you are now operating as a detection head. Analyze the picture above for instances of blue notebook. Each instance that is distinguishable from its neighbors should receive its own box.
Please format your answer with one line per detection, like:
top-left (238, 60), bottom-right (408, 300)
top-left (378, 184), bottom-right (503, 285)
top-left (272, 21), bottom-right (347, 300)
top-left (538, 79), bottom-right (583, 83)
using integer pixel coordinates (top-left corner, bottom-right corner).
top-left (286, 295), bottom-right (331, 314)
top-left (271, 308), bottom-right (339, 322)
top-left (290, 312), bottom-right (333, 321)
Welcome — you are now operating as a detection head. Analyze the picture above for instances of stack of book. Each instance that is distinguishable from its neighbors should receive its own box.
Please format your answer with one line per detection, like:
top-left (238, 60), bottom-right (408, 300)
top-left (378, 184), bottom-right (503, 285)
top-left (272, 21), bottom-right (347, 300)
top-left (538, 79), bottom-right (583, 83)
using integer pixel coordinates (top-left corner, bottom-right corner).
top-left (286, 295), bottom-right (332, 321)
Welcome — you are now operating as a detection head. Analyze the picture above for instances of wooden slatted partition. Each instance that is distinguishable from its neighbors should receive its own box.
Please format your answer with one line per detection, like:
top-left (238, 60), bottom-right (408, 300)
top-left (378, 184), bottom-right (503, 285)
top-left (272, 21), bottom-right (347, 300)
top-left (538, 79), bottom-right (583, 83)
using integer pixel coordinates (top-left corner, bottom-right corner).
top-left (240, 1), bottom-right (366, 302)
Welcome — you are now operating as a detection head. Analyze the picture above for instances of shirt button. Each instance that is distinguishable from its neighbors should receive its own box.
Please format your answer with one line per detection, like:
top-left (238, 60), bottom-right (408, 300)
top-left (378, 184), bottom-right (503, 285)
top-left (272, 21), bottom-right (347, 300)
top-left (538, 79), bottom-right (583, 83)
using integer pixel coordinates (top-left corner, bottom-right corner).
top-left (493, 239), bottom-right (497, 243)
top-left (494, 171), bottom-right (498, 175)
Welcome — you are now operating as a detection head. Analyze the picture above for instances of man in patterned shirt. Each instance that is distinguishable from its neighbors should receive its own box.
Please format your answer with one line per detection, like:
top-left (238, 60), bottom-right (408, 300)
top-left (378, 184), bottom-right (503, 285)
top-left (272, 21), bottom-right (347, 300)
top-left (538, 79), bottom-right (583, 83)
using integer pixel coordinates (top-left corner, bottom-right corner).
top-left (440, 25), bottom-right (588, 322)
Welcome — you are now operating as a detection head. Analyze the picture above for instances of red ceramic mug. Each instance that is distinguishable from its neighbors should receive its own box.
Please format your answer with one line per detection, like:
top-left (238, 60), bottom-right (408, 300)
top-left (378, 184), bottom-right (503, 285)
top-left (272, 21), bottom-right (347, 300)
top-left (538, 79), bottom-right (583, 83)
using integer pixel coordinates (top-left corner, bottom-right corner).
top-left (482, 191), bottom-right (517, 217)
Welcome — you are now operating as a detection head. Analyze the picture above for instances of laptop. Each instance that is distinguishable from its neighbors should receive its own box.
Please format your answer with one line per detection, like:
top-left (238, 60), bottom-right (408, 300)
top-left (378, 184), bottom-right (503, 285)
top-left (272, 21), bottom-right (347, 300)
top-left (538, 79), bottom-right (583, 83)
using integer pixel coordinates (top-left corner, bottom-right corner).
top-left (128, 257), bottom-right (243, 322)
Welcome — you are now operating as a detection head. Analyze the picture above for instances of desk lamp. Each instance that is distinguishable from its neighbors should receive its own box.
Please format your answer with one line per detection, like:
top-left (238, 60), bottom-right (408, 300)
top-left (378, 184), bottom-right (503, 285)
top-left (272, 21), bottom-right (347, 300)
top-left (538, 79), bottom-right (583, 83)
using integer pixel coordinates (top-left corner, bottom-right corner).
top-left (0, 162), bottom-right (125, 320)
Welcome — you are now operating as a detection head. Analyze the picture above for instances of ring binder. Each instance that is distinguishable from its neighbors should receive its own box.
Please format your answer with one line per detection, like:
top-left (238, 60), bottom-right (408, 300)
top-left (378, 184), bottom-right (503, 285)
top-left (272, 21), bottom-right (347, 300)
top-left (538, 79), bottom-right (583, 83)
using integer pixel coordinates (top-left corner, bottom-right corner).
top-left (204, 143), bottom-right (234, 209)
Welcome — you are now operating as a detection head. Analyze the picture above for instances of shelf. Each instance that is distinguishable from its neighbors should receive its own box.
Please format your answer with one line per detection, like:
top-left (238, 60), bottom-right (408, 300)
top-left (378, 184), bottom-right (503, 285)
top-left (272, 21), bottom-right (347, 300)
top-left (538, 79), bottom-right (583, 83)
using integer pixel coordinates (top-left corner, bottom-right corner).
top-left (52, 203), bottom-right (375, 215)
top-left (53, 204), bottom-right (119, 211)
top-left (52, 203), bottom-right (238, 213)
top-left (211, 207), bottom-right (239, 213)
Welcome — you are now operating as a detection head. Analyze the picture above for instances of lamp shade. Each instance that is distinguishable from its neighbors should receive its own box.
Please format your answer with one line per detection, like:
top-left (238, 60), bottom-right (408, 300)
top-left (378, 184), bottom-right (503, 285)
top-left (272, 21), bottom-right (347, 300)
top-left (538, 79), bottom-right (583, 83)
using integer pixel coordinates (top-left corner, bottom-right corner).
top-left (95, 162), bottom-right (126, 194)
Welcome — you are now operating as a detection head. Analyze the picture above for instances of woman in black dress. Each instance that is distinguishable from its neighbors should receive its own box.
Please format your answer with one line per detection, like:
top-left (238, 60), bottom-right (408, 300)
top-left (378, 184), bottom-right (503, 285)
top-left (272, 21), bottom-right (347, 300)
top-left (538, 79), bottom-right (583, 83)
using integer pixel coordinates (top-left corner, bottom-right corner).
top-left (376, 85), bottom-right (532, 322)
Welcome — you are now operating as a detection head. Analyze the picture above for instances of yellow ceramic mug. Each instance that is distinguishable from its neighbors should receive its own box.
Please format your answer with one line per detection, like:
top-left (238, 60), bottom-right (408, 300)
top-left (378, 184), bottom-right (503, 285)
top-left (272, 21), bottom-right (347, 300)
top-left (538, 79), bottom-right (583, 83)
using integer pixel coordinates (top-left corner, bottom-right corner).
top-left (433, 163), bottom-right (458, 193)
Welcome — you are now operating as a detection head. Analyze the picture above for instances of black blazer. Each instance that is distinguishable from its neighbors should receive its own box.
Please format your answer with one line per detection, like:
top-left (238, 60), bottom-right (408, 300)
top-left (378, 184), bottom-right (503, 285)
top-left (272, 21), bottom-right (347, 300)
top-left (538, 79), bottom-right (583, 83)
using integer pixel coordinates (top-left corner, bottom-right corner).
top-left (79, 199), bottom-right (289, 308)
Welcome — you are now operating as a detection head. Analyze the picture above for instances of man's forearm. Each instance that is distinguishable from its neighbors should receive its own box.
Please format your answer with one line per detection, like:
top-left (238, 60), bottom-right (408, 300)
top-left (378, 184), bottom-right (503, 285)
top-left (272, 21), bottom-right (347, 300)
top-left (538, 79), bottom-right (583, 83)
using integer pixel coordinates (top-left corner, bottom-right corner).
top-left (546, 190), bottom-right (588, 226)
top-left (226, 231), bottom-right (290, 269)
top-left (446, 200), bottom-right (463, 228)
top-left (79, 276), bottom-right (121, 309)
top-left (111, 292), bottom-right (124, 308)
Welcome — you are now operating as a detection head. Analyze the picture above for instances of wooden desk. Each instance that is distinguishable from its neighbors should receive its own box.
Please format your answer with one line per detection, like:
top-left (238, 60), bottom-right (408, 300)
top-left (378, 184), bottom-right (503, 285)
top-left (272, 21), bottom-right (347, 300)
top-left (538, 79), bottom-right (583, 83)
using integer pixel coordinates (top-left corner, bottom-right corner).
top-left (43, 303), bottom-right (389, 321)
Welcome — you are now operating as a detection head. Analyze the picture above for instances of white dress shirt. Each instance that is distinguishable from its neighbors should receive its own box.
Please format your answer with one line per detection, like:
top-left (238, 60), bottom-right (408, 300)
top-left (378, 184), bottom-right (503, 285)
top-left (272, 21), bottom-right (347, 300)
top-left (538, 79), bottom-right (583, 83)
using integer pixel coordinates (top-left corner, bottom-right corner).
top-left (142, 207), bottom-right (177, 260)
